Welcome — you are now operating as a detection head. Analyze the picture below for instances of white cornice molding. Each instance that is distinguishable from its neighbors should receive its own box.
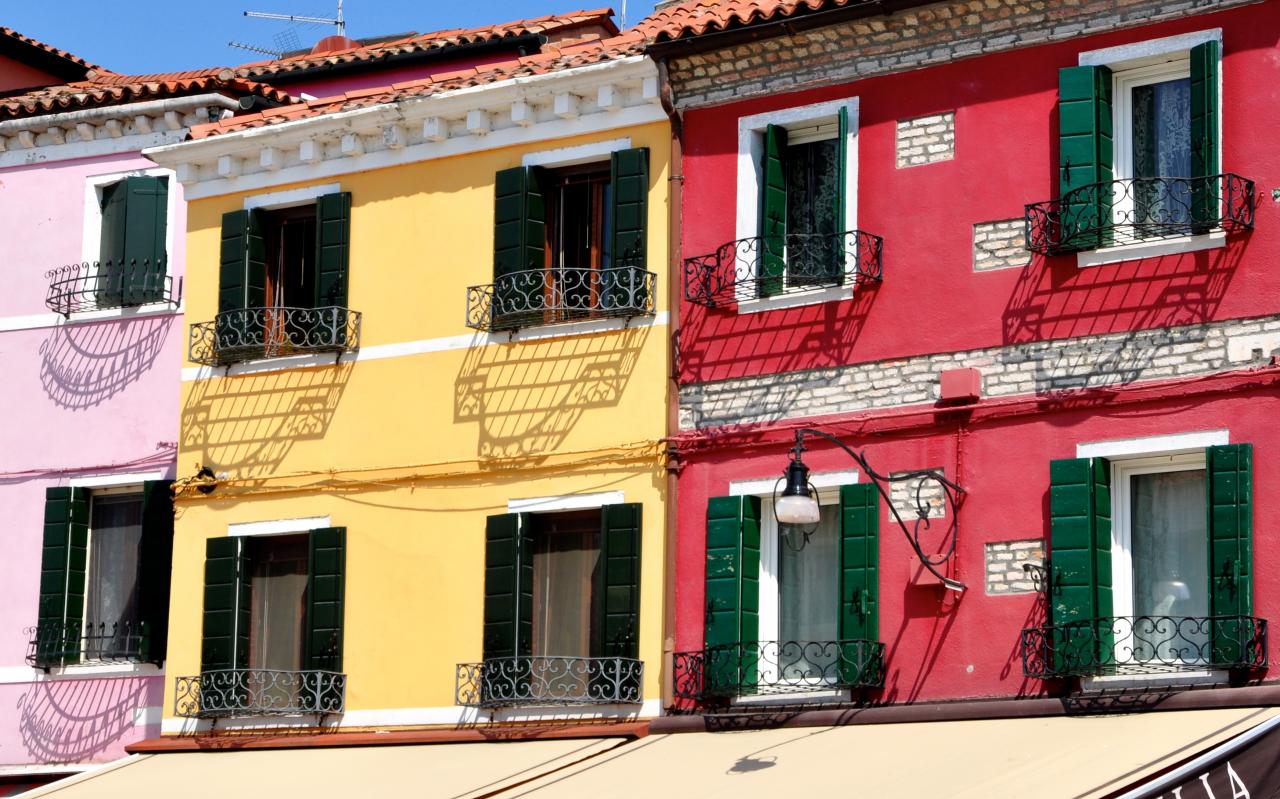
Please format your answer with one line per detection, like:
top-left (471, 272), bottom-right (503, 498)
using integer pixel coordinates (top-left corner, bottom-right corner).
top-left (0, 94), bottom-right (238, 168)
top-left (145, 56), bottom-right (664, 199)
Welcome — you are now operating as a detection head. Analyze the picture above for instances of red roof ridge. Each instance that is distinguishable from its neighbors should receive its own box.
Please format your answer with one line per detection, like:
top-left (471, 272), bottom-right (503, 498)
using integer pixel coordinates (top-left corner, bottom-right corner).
top-left (633, 0), bottom-right (858, 42)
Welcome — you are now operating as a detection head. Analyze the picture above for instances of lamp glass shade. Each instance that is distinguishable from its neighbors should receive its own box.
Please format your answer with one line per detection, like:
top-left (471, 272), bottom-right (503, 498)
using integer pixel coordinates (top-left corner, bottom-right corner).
top-left (775, 493), bottom-right (821, 525)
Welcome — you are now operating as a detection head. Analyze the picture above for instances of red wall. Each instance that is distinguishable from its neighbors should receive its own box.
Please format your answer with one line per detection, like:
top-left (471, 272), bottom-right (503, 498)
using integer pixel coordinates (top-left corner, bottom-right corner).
top-left (677, 3), bottom-right (1280, 385)
top-left (674, 2), bottom-right (1280, 704)
top-left (674, 378), bottom-right (1280, 702)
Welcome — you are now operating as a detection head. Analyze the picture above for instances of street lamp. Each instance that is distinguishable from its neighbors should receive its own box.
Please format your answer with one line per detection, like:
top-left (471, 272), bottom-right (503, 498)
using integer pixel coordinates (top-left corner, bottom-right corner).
top-left (775, 428), bottom-right (967, 592)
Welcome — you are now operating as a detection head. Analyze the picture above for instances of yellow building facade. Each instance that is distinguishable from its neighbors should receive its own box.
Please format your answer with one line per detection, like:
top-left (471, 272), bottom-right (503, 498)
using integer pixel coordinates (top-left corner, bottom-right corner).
top-left (147, 45), bottom-right (672, 732)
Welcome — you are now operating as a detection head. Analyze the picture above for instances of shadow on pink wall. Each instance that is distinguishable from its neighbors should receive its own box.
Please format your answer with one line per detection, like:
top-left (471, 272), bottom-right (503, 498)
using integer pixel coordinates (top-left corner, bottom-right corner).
top-left (38, 317), bottom-right (174, 410)
top-left (16, 677), bottom-right (162, 763)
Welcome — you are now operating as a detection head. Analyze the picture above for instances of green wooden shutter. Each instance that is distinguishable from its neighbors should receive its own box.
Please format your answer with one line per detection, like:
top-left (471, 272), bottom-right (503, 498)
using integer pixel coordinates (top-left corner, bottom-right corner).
top-left (1190, 40), bottom-right (1220, 234)
top-left (1048, 457), bottom-right (1112, 673)
top-left (122, 176), bottom-right (168, 304)
top-left (838, 484), bottom-right (881, 685)
top-left (833, 106), bottom-right (850, 286)
top-left (703, 495), bottom-right (760, 695)
top-left (483, 513), bottom-right (533, 660)
top-left (96, 181), bottom-right (129, 307)
top-left (217, 210), bottom-right (267, 356)
top-left (305, 527), bottom-right (346, 671)
top-left (137, 480), bottom-right (174, 664)
top-left (492, 167), bottom-right (546, 328)
top-left (759, 124), bottom-right (788, 297)
top-left (314, 192), bottom-right (351, 308)
top-left (593, 504), bottom-right (643, 700)
top-left (200, 536), bottom-right (246, 673)
top-left (1207, 443), bottom-right (1252, 663)
top-left (36, 487), bottom-right (90, 667)
top-left (1058, 65), bottom-right (1113, 251)
top-left (608, 148), bottom-right (650, 312)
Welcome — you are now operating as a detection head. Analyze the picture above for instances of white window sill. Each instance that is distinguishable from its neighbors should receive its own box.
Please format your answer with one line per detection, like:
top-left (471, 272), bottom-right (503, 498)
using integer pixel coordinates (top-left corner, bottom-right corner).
top-left (735, 285), bottom-right (855, 315)
top-left (730, 688), bottom-right (851, 707)
top-left (0, 662), bottom-right (164, 683)
top-left (1080, 669), bottom-right (1228, 692)
top-left (64, 301), bottom-right (183, 323)
top-left (1076, 230), bottom-right (1226, 268)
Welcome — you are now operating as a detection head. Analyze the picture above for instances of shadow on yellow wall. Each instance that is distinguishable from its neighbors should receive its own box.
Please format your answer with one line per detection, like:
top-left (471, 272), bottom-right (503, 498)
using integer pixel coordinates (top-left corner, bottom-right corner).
top-left (455, 326), bottom-right (652, 461)
top-left (181, 364), bottom-right (353, 480)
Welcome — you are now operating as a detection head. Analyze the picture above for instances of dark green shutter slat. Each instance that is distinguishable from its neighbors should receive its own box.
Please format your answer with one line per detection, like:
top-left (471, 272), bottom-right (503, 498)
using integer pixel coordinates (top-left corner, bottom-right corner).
top-left (1190, 40), bottom-right (1220, 233)
top-left (305, 527), bottom-right (346, 671)
top-left (492, 167), bottom-right (546, 328)
top-left (759, 124), bottom-right (787, 297)
top-left (36, 487), bottom-right (89, 666)
top-left (704, 495), bottom-right (759, 694)
top-left (608, 148), bottom-right (650, 312)
top-left (201, 536), bottom-right (244, 673)
top-left (314, 192), bottom-right (351, 308)
top-left (610, 148), bottom-right (648, 266)
top-left (483, 513), bottom-right (533, 660)
top-left (838, 484), bottom-right (880, 685)
top-left (1058, 65), bottom-right (1113, 251)
top-left (96, 182), bottom-right (129, 307)
top-left (217, 209), bottom-right (266, 352)
top-left (137, 480), bottom-right (174, 664)
top-left (599, 504), bottom-right (642, 658)
top-left (122, 176), bottom-right (168, 304)
top-left (834, 107), bottom-right (849, 287)
top-left (1048, 457), bottom-right (1112, 671)
top-left (1208, 443), bottom-right (1252, 663)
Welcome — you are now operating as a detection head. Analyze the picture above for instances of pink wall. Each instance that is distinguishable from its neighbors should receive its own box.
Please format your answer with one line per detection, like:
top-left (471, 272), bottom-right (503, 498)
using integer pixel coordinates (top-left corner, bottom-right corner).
top-left (677, 4), bottom-right (1280, 385)
top-left (0, 150), bottom-right (184, 767)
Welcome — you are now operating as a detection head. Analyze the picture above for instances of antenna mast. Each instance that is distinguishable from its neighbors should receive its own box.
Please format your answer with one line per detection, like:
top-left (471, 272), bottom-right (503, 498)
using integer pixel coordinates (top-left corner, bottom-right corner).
top-left (243, 1), bottom-right (345, 37)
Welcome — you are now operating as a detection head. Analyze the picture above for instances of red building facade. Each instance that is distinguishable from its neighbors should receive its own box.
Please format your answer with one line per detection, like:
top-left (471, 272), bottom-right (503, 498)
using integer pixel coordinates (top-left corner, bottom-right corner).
top-left (649, 0), bottom-right (1280, 708)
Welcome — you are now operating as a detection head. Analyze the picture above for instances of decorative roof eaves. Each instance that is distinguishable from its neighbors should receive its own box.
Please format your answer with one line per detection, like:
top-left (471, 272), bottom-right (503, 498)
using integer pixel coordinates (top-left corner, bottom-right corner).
top-left (144, 56), bottom-right (662, 197)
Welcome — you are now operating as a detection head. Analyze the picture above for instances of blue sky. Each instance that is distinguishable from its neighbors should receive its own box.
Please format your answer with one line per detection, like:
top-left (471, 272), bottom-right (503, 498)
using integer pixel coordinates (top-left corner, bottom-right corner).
top-left (6, 1), bottom-right (657, 75)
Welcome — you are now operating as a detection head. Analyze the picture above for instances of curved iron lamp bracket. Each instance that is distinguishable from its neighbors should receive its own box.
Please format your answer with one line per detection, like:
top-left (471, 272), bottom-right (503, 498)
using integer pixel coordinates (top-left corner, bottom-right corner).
top-left (789, 428), bottom-right (967, 592)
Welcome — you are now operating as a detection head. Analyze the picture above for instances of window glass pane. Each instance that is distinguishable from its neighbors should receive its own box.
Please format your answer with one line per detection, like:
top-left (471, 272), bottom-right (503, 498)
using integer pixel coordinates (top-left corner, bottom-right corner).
top-left (86, 493), bottom-right (144, 633)
top-left (1131, 77), bottom-right (1192, 227)
top-left (1130, 469), bottom-right (1208, 662)
top-left (247, 535), bottom-right (309, 671)
top-left (531, 511), bottom-right (601, 658)
top-left (779, 504), bottom-right (839, 642)
top-left (783, 137), bottom-right (841, 284)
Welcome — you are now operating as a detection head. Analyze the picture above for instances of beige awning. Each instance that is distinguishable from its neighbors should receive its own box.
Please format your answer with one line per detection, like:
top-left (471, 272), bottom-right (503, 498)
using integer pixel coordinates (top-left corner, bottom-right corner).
top-left (498, 707), bottom-right (1280, 799)
top-left (20, 737), bottom-right (624, 799)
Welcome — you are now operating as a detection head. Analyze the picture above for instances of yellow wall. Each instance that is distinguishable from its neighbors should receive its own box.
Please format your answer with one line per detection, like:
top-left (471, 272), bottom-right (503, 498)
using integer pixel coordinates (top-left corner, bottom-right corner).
top-left (166, 121), bottom-right (671, 724)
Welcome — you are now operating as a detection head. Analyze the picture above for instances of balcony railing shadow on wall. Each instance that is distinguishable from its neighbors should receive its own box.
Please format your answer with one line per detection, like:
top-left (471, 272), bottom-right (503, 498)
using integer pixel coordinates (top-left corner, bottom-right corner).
top-left (180, 363), bottom-right (353, 483)
top-left (18, 673), bottom-right (160, 763)
top-left (454, 322), bottom-right (651, 461)
top-left (39, 312), bottom-right (173, 410)
top-left (1001, 229), bottom-right (1248, 405)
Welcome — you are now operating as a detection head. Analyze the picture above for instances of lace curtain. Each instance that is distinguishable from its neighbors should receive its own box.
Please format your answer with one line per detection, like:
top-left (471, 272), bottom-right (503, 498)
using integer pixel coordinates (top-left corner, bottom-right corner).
top-left (1132, 78), bottom-right (1193, 226)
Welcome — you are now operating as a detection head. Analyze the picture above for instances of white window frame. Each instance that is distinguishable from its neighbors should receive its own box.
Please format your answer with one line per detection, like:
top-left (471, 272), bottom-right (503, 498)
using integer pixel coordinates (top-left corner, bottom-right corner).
top-left (728, 470), bottom-right (858, 701)
top-left (735, 97), bottom-right (860, 314)
top-left (1075, 29), bottom-right (1224, 268)
top-left (80, 167), bottom-right (179, 307)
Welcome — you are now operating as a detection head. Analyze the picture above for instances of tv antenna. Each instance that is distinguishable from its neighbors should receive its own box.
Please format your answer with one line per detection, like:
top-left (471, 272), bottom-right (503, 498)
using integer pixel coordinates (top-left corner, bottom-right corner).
top-left (229, 1), bottom-right (347, 58)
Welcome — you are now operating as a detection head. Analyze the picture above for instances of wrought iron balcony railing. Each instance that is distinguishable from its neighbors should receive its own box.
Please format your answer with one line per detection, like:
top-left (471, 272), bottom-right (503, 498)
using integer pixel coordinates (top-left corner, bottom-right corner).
top-left (1020, 615), bottom-right (1267, 679)
top-left (466, 264), bottom-right (657, 333)
top-left (25, 621), bottom-right (154, 670)
top-left (455, 656), bottom-right (645, 708)
top-left (673, 639), bottom-right (885, 702)
top-left (174, 669), bottom-right (347, 719)
top-left (45, 260), bottom-right (181, 317)
top-left (1025, 173), bottom-right (1255, 256)
top-left (683, 230), bottom-right (884, 309)
top-left (188, 306), bottom-right (362, 367)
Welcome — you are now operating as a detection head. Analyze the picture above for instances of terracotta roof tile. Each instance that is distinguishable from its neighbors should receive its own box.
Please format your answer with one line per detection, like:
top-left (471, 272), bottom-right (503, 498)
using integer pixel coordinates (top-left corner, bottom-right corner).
top-left (192, 33), bottom-right (646, 139)
top-left (0, 71), bottom-right (296, 121)
top-left (634, 0), bottom-right (874, 42)
top-left (233, 8), bottom-right (619, 79)
top-left (0, 26), bottom-right (100, 73)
